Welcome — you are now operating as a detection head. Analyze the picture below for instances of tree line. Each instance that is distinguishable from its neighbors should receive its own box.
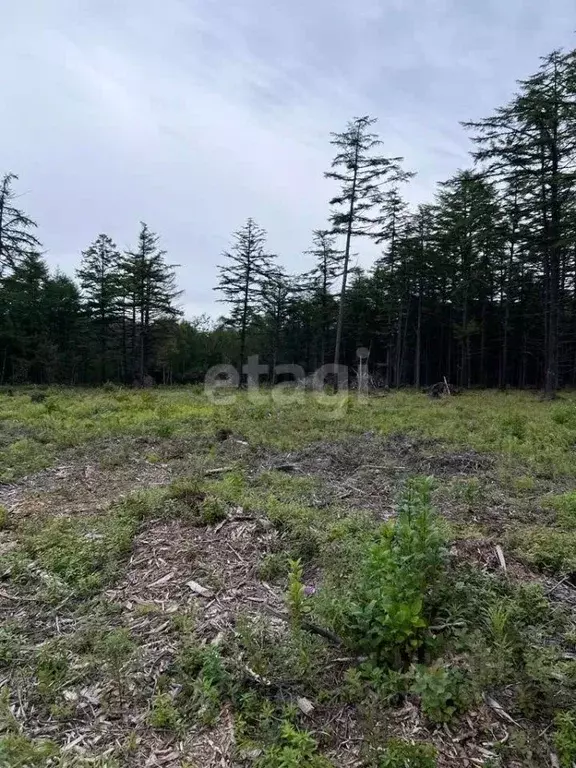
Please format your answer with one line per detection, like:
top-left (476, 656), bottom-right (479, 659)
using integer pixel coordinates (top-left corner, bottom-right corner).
top-left (2, 46), bottom-right (576, 393)
top-left (216, 48), bottom-right (576, 396)
top-left (0, 181), bottom-right (187, 384)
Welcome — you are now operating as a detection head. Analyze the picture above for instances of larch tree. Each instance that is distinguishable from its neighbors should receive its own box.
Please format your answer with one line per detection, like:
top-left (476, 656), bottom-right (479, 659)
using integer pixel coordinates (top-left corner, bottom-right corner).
top-left (0, 173), bottom-right (41, 276)
top-left (260, 269), bottom-right (297, 379)
top-left (325, 116), bottom-right (410, 375)
top-left (77, 234), bottom-right (122, 382)
top-left (465, 50), bottom-right (576, 397)
top-left (435, 170), bottom-right (504, 388)
top-left (121, 223), bottom-right (181, 382)
top-left (374, 185), bottom-right (412, 387)
top-left (215, 218), bottom-right (278, 381)
top-left (305, 230), bottom-right (342, 366)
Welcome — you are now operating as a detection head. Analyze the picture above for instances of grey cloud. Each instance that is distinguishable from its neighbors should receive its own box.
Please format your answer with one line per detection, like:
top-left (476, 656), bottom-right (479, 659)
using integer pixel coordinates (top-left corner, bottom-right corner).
top-left (2, 0), bottom-right (576, 316)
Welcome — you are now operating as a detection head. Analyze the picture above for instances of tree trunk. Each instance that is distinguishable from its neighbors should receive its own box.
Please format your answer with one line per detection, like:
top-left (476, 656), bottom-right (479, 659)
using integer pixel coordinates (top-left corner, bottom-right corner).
top-left (394, 298), bottom-right (404, 388)
top-left (480, 300), bottom-right (487, 388)
top-left (121, 307), bottom-right (128, 383)
top-left (333, 142), bottom-right (360, 380)
top-left (131, 302), bottom-right (136, 380)
top-left (545, 138), bottom-right (561, 398)
top-left (239, 271), bottom-right (250, 387)
top-left (460, 296), bottom-right (468, 389)
top-left (415, 291), bottom-right (422, 388)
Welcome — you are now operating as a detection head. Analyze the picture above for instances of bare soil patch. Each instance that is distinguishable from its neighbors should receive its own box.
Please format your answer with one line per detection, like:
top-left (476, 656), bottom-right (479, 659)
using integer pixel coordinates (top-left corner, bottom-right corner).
top-left (3, 431), bottom-right (576, 766)
top-left (0, 456), bottom-right (172, 522)
top-left (247, 433), bottom-right (497, 520)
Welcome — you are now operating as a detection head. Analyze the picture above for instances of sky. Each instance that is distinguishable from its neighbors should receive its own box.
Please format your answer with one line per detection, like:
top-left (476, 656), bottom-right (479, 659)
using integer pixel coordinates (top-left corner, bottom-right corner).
top-left (3, 0), bottom-right (576, 318)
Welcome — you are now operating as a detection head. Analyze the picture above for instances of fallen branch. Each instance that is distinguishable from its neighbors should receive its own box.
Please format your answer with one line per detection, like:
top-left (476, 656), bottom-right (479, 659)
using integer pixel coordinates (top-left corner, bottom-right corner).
top-left (274, 463), bottom-right (300, 473)
top-left (263, 606), bottom-right (344, 647)
top-left (545, 574), bottom-right (572, 595)
top-left (301, 619), bottom-right (344, 646)
top-left (204, 466), bottom-right (234, 476)
top-left (484, 694), bottom-right (523, 728)
top-left (0, 589), bottom-right (37, 603)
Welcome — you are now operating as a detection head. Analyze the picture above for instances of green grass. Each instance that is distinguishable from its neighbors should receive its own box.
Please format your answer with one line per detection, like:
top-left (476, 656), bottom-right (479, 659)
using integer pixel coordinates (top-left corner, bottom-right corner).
top-left (3, 387), bottom-right (576, 766)
top-left (549, 491), bottom-right (576, 529)
top-left (3, 387), bottom-right (576, 481)
top-left (508, 526), bottom-right (576, 575)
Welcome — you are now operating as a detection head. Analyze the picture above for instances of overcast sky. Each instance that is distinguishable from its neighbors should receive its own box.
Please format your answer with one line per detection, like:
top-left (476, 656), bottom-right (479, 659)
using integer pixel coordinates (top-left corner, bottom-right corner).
top-left (3, 1), bottom-right (575, 318)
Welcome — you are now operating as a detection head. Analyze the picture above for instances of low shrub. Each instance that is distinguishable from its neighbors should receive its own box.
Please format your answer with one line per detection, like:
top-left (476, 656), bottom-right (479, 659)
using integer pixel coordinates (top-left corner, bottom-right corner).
top-left (175, 644), bottom-right (231, 726)
top-left (549, 491), bottom-right (576, 530)
top-left (378, 739), bottom-right (437, 768)
top-left (148, 693), bottom-right (180, 730)
top-left (0, 733), bottom-right (58, 767)
top-left (555, 710), bottom-right (576, 768)
top-left (509, 527), bottom-right (576, 574)
top-left (255, 722), bottom-right (333, 768)
top-left (411, 664), bottom-right (473, 724)
top-left (331, 477), bottom-right (447, 667)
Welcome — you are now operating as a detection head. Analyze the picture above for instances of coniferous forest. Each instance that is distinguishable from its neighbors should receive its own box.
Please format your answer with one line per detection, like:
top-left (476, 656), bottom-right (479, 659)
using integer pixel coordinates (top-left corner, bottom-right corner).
top-left (2, 48), bottom-right (576, 394)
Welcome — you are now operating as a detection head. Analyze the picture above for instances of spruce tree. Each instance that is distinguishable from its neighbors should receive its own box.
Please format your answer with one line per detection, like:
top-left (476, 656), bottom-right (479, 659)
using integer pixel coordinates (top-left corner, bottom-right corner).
top-left (43, 273), bottom-right (83, 384)
top-left (0, 253), bottom-right (50, 382)
top-left (435, 170), bottom-right (504, 387)
top-left (411, 205), bottom-right (437, 389)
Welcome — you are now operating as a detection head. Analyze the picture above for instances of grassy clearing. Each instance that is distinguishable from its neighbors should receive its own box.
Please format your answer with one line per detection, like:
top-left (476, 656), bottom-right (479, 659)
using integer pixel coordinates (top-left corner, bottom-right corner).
top-left (1, 387), bottom-right (576, 766)
top-left (4, 386), bottom-right (576, 481)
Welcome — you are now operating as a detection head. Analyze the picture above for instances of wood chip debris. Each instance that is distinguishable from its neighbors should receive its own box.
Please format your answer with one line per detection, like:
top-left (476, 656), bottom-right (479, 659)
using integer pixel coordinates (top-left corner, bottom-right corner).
top-left (495, 545), bottom-right (507, 573)
top-left (186, 580), bottom-right (215, 598)
top-left (148, 571), bottom-right (175, 588)
top-left (296, 696), bottom-right (315, 715)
